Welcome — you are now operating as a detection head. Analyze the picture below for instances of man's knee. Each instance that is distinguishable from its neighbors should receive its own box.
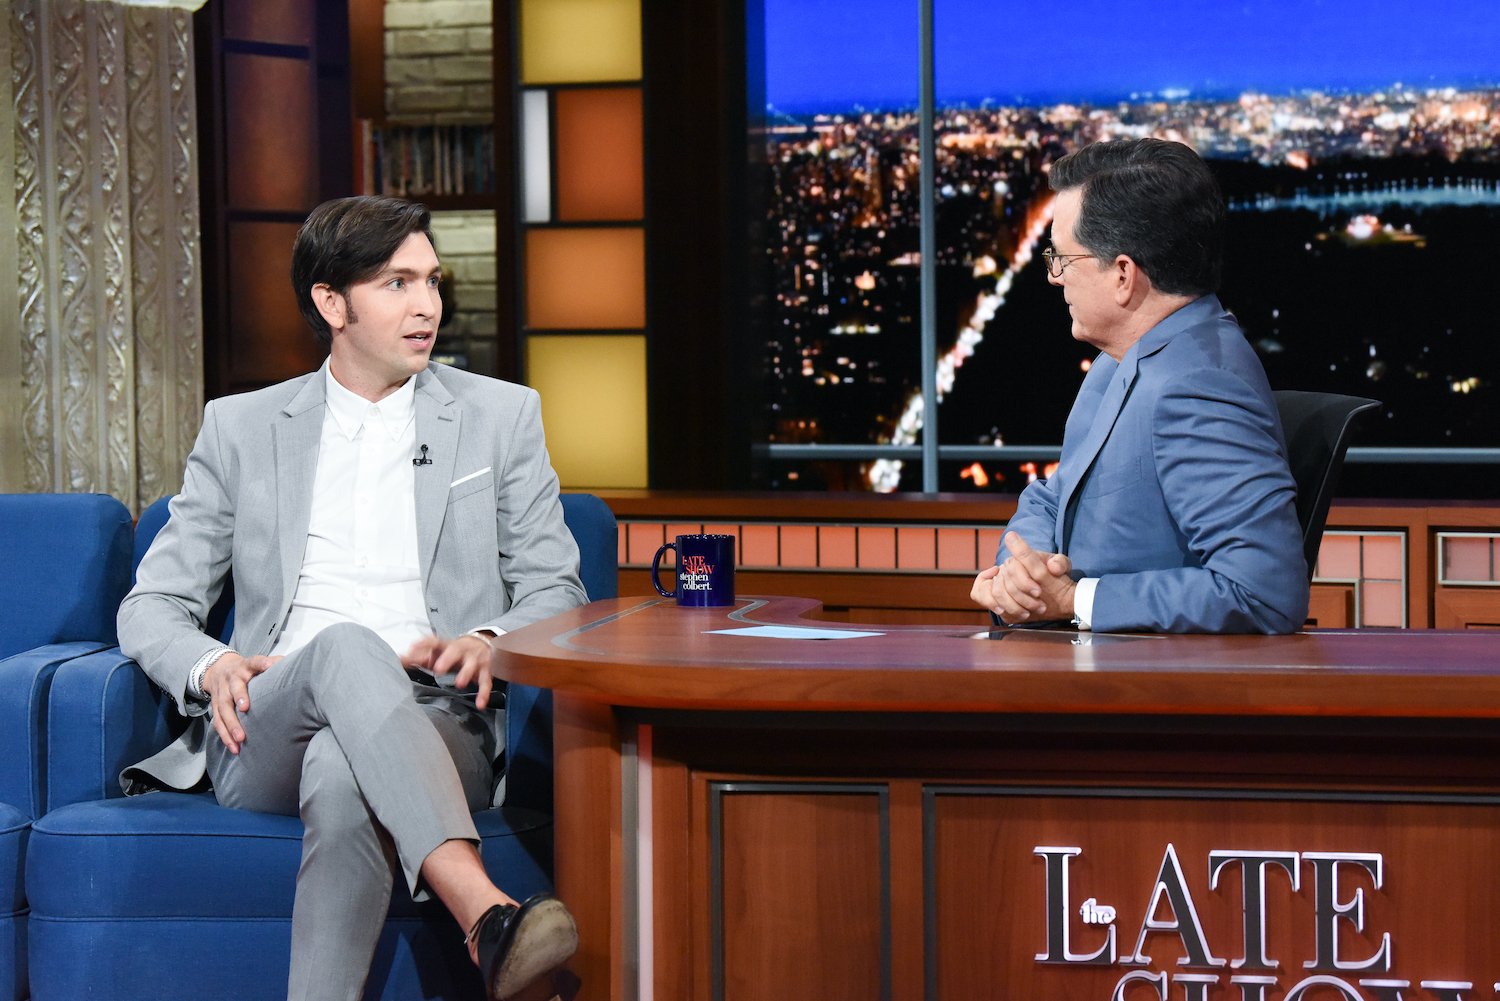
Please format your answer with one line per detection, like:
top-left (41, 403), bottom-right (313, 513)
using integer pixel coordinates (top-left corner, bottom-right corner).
top-left (300, 729), bottom-right (370, 829)
top-left (298, 622), bottom-right (407, 689)
top-left (303, 621), bottom-right (390, 658)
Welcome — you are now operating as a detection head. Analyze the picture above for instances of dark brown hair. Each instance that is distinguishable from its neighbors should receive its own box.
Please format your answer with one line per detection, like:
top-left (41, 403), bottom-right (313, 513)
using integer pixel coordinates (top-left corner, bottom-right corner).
top-left (290, 196), bottom-right (435, 346)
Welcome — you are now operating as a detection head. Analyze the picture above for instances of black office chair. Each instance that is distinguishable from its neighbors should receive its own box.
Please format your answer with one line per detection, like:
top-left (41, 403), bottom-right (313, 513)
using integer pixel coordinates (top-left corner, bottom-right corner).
top-left (1274, 390), bottom-right (1381, 581)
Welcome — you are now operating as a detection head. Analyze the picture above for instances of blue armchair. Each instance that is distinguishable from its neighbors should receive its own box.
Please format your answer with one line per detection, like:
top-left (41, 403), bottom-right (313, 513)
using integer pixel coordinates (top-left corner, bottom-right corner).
top-left (26, 493), bottom-right (616, 1001)
top-left (0, 493), bottom-right (134, 1001)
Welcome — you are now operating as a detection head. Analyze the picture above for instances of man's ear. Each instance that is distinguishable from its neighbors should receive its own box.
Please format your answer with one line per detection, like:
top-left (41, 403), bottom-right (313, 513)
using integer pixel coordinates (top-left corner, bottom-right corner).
top-left (312, 283), bottom-right (346, 332)
top-left (1112, 255), bottom-right (1144, 305)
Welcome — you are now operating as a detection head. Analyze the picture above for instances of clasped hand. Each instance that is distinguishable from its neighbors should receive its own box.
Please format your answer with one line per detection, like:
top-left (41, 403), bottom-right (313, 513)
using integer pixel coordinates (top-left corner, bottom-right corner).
top-left (970, 532), bottom-right (1076, 624)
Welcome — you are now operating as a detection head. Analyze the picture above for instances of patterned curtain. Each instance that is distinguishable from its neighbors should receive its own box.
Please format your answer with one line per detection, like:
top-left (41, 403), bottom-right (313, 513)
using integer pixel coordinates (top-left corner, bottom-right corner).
top-left (9, 0), bottom-right (206, 510)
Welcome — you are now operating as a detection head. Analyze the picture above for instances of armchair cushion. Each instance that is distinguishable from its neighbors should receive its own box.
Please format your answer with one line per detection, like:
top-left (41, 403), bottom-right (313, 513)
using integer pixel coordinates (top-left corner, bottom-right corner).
top-left (29, 794), bottom-right (550, 921)
top-left (25, 792), bottom-right (548, 1000)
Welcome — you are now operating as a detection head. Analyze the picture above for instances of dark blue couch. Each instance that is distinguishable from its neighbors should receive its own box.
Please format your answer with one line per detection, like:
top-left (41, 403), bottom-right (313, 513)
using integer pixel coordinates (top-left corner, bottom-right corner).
top-left (0, 493), bottom-right (134, 1001)
top-left (25, 493), bottom-right (616, 1001)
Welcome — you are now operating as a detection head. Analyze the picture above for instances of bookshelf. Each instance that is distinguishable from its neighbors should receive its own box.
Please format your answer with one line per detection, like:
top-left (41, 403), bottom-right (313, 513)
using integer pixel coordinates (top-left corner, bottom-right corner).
top-left (348, 0), bottom-right (514, 376)
top-left (355, 120), bottom-right (497, 204)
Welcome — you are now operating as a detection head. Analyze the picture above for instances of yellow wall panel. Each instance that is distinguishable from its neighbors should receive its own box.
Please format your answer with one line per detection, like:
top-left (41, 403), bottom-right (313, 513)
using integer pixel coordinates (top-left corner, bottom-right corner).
top-left (526, 227), bottom-right (645, 329)
top-left (529, 335), bottom-right (647, 488)
top-left (520, 0), bottom-right (641, 84)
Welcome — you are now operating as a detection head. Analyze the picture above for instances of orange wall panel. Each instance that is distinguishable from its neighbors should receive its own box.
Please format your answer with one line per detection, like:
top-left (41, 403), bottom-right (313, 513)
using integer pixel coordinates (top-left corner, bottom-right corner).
top-left (525, 228), bottom-right (645, 329)
top-left (858, 527), bottom-right (896, 570)
top-left (819, 527), bottom-right (857, 569)
top-left (780, 526), bottom-right (817, 568)
top-left (555, 88), bottom-right (644, 221)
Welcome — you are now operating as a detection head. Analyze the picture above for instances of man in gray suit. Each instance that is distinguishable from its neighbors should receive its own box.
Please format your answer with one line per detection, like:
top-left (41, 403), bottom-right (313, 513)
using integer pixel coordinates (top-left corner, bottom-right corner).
top-left (119, 196), bottom-right (585, 1001)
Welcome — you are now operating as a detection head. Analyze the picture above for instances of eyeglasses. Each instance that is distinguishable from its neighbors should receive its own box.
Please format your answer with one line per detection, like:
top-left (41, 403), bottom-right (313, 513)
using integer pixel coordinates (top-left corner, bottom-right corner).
top-left (1041, 244), bottom-right (1096, 278)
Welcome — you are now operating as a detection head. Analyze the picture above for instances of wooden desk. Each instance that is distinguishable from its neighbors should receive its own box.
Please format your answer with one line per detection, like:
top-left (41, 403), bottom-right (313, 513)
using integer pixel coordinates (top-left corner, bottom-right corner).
top-left (496, 597), bottom-right (1500, 1001)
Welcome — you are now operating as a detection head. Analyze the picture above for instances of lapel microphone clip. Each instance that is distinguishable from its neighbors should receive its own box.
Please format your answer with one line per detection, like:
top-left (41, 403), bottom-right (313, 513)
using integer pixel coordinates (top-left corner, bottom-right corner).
top-left (413, 444), bottom-right (432, 466)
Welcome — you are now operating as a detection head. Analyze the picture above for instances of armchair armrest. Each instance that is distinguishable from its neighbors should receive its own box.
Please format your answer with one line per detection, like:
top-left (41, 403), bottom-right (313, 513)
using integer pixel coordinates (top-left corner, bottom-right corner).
top-left (46, 647), bottom-right (177, 810)
top-left (0, 641), bottom-right (114, 817)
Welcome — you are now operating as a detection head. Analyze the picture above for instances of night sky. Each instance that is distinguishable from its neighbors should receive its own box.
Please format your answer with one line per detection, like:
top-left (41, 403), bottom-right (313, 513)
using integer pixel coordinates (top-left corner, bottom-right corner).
top-left (761, 0), bottom-right (1500, 112)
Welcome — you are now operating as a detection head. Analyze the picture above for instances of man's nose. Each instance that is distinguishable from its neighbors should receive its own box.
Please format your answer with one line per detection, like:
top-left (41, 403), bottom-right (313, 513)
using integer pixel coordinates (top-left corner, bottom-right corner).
top-left (415, 286), bottom-right (439, 316)
top-left (1046, 269), bottom-right (1064, 287)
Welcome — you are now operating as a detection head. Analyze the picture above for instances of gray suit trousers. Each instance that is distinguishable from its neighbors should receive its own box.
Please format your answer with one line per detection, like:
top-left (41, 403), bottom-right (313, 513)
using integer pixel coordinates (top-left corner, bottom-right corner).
top-left (204, 622), bottom-right (495, 1001)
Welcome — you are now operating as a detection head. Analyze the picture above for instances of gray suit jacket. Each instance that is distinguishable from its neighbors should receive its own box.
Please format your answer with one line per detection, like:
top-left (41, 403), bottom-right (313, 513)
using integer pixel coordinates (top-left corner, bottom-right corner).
top-left (118, 361), bottom-right (586, 793)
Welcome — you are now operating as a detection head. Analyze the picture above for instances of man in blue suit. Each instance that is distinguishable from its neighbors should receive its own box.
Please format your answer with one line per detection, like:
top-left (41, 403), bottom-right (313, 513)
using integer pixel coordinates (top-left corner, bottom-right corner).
top-left (970, 138), bottom-right (1308, 633)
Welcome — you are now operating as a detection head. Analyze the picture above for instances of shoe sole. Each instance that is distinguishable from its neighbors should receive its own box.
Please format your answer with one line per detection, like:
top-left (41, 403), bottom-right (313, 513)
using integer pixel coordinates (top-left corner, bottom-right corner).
top-left (491, 898), bottom-right (580, 1000)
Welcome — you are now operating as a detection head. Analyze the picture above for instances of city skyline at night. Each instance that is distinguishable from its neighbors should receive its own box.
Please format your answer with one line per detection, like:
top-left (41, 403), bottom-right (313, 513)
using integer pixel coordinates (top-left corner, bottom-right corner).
top-left (762, 0), bottom-right (1500, 114)
top-left (751, 1), bottom-right (1500, 494)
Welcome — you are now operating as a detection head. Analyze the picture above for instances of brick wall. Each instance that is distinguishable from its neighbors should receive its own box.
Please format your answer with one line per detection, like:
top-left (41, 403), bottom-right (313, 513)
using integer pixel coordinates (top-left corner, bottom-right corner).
top-left (431, 210), bottom-right (499, 372)
top-left (384, 0), bottom-right (492, 124)
top-left (386, 2), bottom-right (498, 373)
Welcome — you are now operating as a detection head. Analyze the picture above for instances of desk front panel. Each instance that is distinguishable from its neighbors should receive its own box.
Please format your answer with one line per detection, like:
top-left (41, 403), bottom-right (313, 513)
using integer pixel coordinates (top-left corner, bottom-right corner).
top-left (647, 718), bottom-right (1500, 1001)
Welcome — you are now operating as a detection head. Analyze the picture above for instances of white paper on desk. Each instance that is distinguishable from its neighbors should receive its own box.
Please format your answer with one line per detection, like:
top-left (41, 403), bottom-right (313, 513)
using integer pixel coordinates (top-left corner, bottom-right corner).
top-left (707, 625), bottom-right (884, 640)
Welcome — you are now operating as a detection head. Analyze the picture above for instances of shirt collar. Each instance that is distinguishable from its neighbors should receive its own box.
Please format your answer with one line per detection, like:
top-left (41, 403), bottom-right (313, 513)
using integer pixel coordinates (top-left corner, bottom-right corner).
top-left (324, 368), bottom-right (417, 441)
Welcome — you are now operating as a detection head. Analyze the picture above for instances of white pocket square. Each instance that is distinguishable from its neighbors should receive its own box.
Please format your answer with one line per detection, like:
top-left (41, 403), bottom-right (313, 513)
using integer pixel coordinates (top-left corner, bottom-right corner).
top-left (450, 466), bottom-right (491, 488)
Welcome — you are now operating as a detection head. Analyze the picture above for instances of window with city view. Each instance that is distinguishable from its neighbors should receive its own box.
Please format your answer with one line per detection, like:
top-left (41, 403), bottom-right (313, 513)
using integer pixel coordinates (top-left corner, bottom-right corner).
top-left (751, 0), bottom-right (1500, 496)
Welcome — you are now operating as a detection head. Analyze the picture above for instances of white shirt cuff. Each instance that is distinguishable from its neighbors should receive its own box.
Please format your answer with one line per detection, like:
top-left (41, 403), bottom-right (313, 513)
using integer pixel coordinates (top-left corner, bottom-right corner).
top-left (464, 627), bottom-right (507, 647)
top-left (188, 645), bottom-right (233, 702)
top-left (1073, 578), bottom-right (1099, 630)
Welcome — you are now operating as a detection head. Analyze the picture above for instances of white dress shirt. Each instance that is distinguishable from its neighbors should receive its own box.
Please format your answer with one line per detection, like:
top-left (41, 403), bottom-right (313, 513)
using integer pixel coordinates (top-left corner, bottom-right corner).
top-left (271, 369), bottom-right (431, 659)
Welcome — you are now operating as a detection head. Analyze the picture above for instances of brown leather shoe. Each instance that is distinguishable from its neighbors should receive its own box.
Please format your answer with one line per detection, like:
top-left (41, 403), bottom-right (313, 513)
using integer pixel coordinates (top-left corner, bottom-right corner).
top-left (468, 893), bottom-right (580, 1000)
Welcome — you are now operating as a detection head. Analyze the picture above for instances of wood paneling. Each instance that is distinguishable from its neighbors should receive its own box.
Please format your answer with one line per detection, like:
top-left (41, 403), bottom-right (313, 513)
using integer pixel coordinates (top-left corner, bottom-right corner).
top-left (599, 493), bottom-right (1500, 630)
top-left (928, 791), bottom-right (1500, 997)
top-left (225, 221), bottom-right (322, 383)
top-left (223, 0), bottom-right (313, 46)
top-left (650, 737), bottom-right (693, 1001)
top-left (347, 0), bottom-right (384, 120)
top-left (503, 597), bottom-right (1500, 721)
top-left (506, 597), bottom-right (1500, 1001)
top-left (1306, 583), bottom-right (1353, 629)
top-left (224, 53), bottom-right (317, 211)
top-left (713, 786), bottom-right (887, 1001)
top-left (1435, 588), bottom-right (1500, 630)
top-left (197, 0), bottom-right (350, 398)
top-left (552, 694), bottom-right (623, 999)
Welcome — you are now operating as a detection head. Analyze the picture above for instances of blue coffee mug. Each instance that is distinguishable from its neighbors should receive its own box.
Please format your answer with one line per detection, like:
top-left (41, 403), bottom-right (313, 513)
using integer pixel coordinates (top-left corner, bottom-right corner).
top-left (652, 534), bottom-right (736, 607)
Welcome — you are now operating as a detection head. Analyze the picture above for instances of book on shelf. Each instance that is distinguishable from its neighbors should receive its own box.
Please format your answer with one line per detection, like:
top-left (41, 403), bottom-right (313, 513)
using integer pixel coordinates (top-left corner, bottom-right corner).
top-left (358, 121), bottom-right (496, 200)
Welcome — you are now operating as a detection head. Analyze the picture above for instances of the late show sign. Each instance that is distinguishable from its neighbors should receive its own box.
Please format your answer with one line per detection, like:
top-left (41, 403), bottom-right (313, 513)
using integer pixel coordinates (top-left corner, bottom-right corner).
top-left (1035, 843), bottom-right (1488, 1001)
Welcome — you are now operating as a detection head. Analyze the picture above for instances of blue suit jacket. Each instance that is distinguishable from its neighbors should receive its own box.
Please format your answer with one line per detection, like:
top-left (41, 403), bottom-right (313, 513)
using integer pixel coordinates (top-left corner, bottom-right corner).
top-left (1001, 295), bottom-right (1309, 634)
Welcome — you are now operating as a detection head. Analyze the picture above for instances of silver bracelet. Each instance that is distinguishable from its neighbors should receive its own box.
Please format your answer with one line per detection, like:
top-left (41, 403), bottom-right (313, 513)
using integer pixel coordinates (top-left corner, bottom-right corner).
top-left (462, 629), bottom-right (497, 651)
top-left (189, 647), bottom-right (232, 700)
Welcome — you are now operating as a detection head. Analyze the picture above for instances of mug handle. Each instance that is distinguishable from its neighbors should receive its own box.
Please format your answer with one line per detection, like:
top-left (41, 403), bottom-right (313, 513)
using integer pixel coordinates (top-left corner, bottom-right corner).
top-left (651, 542), bottom-right (678, 598)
